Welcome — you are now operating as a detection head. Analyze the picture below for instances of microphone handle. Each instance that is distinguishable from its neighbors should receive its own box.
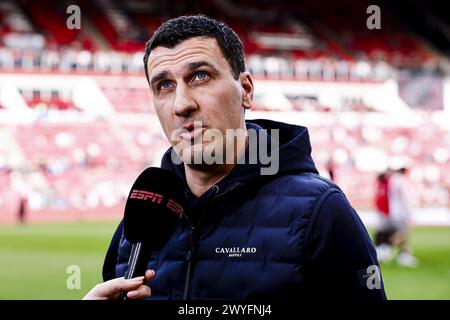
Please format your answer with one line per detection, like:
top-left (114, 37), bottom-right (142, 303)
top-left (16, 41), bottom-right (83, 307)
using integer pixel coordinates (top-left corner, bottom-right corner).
top-left (121, 242), bottom-right (152, 300)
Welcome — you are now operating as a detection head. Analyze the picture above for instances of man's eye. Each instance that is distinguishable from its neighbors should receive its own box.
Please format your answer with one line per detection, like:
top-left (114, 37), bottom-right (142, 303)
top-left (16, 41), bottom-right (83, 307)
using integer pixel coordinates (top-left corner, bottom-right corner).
top-left (192, 71), bottom-right (209, 82)
top-left (159, 81), bottom-right (173, 90)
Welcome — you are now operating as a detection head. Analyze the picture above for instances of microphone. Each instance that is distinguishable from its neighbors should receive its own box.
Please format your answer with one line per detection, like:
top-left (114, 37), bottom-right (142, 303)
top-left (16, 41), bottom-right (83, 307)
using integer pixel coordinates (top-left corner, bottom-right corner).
top-left (121, 167), bottom-right (186, 299)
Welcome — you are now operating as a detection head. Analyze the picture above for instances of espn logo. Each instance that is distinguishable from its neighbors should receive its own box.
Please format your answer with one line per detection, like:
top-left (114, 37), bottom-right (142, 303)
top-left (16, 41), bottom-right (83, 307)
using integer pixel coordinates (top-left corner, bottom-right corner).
top-left (130, 190), bottom-right (163, 203)
top-left (167, 199), bottom-right (183, 216)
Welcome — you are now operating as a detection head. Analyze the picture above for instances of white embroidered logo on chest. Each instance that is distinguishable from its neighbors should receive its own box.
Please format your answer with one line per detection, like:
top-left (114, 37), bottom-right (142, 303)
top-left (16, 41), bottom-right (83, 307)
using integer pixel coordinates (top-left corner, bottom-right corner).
top-left (215, 247), bottom-right (257, 258)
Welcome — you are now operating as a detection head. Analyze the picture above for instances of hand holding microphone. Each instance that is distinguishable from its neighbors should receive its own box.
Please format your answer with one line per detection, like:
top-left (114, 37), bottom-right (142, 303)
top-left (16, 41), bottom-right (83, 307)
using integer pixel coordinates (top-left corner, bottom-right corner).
top-left (83, 167), bottom-right (186, 300)
top-left (82, 270), bottom-right (155, 300)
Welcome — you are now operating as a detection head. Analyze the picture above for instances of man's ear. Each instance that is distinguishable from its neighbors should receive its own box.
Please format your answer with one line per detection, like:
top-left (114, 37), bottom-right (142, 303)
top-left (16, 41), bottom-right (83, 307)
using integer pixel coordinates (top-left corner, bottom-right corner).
top-left (239, 71), bottom-right (254, 110)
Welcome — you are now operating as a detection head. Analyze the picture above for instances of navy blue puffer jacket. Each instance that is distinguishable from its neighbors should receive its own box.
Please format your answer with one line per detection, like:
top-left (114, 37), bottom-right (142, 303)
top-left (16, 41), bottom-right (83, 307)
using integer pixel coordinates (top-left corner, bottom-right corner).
top-left (103, 119), bottom-right (386, 300)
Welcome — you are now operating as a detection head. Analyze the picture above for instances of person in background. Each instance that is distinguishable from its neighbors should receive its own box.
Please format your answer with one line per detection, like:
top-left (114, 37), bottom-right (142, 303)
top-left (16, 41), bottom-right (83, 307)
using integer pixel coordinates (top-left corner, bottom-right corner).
top-left (374, 171), bottom-right (394, 262)
top-left (17, 196), bottom-right (28, 225)
top-left (387, 167), bottom-right (419, 268)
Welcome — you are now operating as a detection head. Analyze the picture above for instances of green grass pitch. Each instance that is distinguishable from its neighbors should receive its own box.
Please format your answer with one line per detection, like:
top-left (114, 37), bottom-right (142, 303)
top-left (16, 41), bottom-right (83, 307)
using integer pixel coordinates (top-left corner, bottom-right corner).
top-left (0, 221), bottom-right (449, 299)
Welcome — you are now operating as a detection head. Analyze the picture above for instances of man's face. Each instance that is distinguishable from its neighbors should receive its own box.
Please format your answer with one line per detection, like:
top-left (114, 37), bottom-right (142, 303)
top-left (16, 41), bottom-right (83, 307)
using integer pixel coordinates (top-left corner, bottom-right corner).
top-left (146, 37), bottom-right (252, 165)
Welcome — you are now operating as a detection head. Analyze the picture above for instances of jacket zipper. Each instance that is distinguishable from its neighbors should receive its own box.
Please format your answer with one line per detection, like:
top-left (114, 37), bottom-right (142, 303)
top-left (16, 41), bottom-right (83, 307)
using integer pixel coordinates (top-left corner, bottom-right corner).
top-left (182, 183), bottom-right (243, 300)
top-left (182, 186), bottom-right (216, 300)
top-left (182, 199), bottom-right (210, 300)
top-left (182, 224), bottom-right (197, 300)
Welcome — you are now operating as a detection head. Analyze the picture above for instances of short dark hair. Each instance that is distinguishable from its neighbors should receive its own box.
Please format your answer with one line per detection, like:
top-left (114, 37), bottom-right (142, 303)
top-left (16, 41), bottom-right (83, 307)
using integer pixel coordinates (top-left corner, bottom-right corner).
top-left (143, 15), bottom-right (246, 82)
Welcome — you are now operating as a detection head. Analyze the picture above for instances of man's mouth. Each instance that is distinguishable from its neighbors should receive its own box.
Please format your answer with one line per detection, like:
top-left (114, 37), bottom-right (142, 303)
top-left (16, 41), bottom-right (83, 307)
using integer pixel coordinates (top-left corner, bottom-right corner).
top-left (180, 123), bottom-right (207, 142)
top-left (182, 123), bottom-right (195, 131)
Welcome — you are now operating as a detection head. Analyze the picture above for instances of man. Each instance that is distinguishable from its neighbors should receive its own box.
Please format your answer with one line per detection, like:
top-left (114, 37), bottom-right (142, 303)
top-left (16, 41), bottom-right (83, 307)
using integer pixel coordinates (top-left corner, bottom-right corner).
top-left (372, 168), bottom-right (419, 267)
top-left (374, 171), bottom-right (394, 261)
top-left (83, 15), bottom-right (386, 300)
top-left (386, 168), bottom-right (418, 267)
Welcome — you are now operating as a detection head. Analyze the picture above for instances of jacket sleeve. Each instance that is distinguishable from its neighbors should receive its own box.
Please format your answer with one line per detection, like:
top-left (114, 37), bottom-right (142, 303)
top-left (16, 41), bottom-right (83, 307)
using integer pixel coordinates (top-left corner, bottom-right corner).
top-left (303, 189), bottom-right (387, 300)
top-left (102, 219), bottom-right (124, 282)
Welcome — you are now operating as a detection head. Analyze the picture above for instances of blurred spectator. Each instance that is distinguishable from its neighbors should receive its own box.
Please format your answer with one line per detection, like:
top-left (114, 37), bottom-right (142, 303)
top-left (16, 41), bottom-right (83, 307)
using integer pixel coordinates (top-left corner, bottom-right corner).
top-left (17, 195), bottom-right (28, 225)
top-left (0, 46), bottom-right (399, 81)
top-left (387, 168), bottom-right (419, 267)
top-left (374, 171), bottom-right (394, 260)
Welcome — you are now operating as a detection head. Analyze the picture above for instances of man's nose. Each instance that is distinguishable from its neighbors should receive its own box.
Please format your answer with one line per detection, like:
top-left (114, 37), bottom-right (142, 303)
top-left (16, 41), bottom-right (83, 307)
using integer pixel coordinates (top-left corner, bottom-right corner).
top-left (173, 84), bottom-right (197, 117)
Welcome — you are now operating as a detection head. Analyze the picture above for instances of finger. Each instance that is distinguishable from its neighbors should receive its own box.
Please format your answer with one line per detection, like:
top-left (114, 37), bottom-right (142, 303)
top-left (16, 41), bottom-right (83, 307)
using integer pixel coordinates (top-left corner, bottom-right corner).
top-left (144, 269), bottom-right (156, 283)
top-left (102, 276), bottom-right (145, 298)
top-left (117, 277), bottom-right (146, 291)
top-left (127, 284), bottom-right (151, 299)
top-left (111, 277), bottom-right (144, 300)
